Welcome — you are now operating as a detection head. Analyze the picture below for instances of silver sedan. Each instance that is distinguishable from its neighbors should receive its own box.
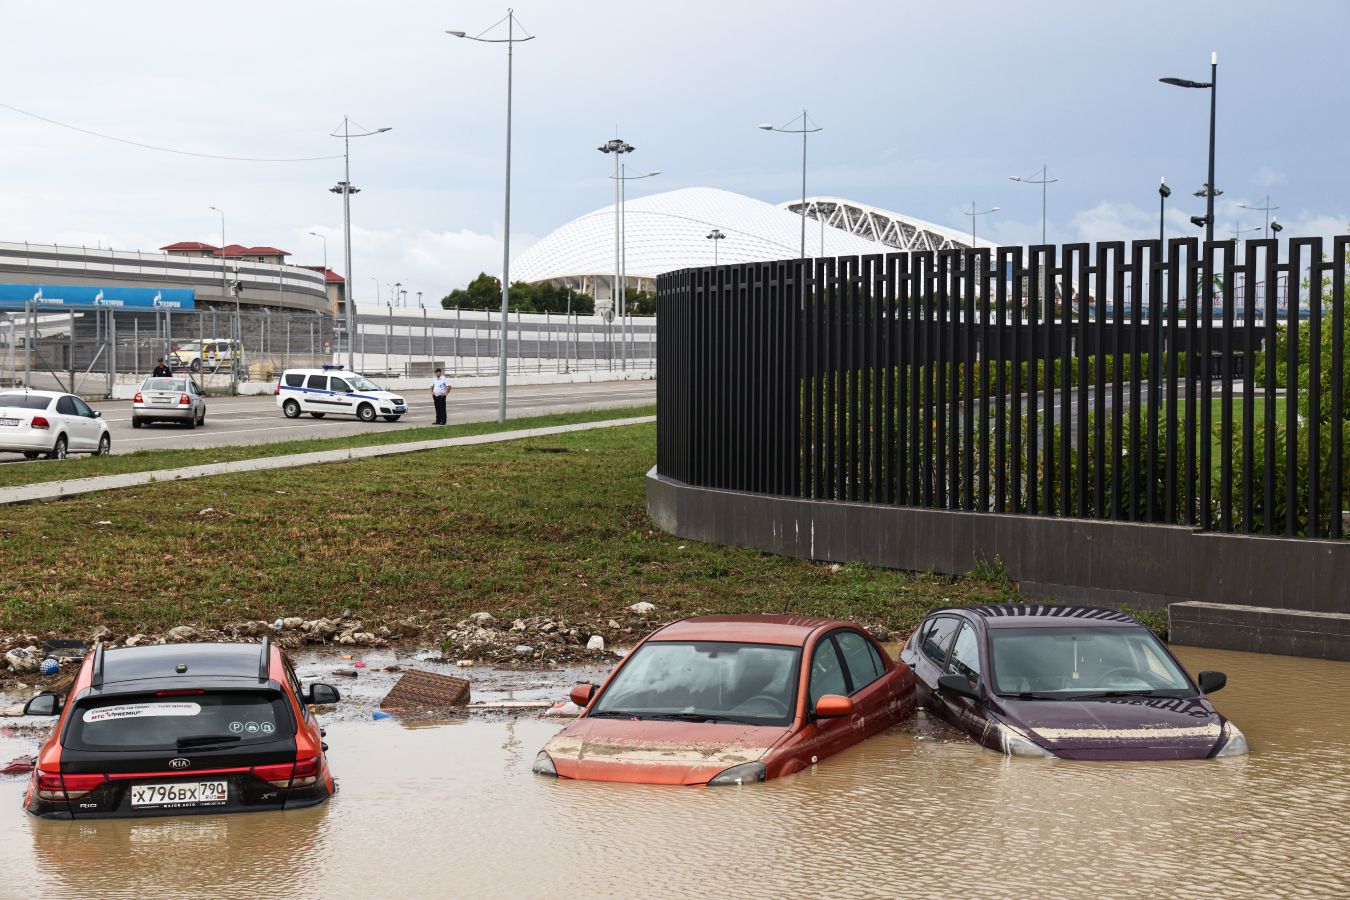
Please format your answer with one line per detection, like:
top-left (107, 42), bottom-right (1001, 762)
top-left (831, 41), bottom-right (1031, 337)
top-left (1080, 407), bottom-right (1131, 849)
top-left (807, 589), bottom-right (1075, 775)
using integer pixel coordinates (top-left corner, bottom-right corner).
top-left (131, 377), bottom-right (207, 428)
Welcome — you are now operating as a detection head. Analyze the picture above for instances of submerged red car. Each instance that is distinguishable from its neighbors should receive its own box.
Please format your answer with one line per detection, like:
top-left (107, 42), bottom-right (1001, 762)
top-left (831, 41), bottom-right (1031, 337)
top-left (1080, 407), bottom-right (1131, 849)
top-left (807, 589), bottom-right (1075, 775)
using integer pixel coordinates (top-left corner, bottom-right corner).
top-left (534, 615), bottom-right (916, 785)
top-left (23, 639), bottom-right (341, 818)
top-left (899, 604), bottom-right (1249, 761)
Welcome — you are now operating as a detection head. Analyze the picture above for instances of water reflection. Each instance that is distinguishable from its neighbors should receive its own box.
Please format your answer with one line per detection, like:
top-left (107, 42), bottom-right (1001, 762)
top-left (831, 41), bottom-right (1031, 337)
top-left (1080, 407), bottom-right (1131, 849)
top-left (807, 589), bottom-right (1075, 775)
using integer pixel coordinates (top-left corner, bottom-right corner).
top-left (0, 646), bottom-right (1345, 898)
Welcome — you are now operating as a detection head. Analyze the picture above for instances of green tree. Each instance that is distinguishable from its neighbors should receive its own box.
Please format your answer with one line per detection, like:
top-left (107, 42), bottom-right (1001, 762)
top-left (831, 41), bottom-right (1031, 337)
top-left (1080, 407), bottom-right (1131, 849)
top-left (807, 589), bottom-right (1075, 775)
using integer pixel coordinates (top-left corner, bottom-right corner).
top-left (441, 272), bottom-right (502, 310)
top-left (625, 290), bottom-right (657, 316)
top-left (441, 274), bottom-right (595, 315)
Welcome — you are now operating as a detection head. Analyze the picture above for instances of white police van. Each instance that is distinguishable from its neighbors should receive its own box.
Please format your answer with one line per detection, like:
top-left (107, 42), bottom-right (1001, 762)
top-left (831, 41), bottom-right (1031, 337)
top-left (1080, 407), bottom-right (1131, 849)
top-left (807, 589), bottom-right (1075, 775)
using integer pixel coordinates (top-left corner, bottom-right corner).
top-left (275, 366), bottom-right (408, 423)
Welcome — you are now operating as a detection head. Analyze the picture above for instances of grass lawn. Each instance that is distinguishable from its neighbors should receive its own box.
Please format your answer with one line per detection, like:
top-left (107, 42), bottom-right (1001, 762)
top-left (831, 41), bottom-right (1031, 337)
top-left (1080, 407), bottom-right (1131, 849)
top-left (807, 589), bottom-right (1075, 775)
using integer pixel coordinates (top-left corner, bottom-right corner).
top-left (0, 421), bottom-right (1013, 639)
top-left (0, 405), bottom-right (653, 491)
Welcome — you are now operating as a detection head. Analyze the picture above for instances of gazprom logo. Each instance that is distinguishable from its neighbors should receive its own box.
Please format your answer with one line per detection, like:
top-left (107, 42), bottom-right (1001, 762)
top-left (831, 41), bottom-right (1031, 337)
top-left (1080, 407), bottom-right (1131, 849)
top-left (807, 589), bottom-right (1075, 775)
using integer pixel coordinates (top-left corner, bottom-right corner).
top-left (152, 291), bottom-right (182, 309)
top-left (92, 290), bottom-right (124, 307)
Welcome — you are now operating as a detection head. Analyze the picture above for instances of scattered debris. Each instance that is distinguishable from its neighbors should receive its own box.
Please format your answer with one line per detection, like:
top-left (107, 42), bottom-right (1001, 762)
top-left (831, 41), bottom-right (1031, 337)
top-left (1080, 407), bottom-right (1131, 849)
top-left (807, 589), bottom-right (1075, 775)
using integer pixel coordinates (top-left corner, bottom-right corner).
top-left (586, 635), bottom-right (605, 652)
top-left (545, 700), bottom-right (583, 717)
top-left (380, 670), bottom-right (470, 712)
top-left (628, 602), bottom-right (656, 615)
top-left (2, 756), bottom-right (35, 776)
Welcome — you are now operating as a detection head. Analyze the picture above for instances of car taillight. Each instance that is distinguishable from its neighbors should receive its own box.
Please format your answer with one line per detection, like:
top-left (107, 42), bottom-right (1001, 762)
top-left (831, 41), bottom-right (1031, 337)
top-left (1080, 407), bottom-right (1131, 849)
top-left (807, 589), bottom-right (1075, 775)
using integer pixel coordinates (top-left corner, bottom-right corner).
top-left (36, 770), bottom-right (107, 801)
top-left (179, 393), bottom-right (191, 405)
top-left (274, 384), bottom-right (281, 395)
top-left (31, 416), bottom-right (49, 429)
top-left (133, 392), bottom-right (144, 404)
top-left (251, 757), bottom-right (320, 789)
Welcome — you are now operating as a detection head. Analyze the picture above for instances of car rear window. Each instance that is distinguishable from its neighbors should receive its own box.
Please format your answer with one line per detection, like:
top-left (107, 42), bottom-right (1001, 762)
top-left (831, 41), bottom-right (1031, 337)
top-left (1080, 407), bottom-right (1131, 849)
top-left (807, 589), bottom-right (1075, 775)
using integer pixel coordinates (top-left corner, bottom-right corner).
top-left (284, 373), bottom-right (304, 387)
top-left (65, 692), bottom-right (293, 751)
top-left (143, 378), bottom-right (184, 391)
top-left (0, 393), bottom-right (51, 410)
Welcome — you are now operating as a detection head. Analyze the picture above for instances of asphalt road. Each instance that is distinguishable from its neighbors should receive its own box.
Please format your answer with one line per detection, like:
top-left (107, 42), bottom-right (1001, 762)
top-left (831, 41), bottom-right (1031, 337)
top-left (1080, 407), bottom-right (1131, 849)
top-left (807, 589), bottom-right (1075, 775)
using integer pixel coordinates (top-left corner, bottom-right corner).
top-left (87, 380), bottom-right (655, 452)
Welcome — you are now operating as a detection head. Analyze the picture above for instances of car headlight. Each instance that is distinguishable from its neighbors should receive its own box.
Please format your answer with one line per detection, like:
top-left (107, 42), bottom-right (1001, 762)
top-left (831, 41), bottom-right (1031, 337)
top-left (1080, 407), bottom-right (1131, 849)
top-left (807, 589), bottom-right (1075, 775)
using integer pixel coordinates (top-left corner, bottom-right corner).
top-left (707, 762), bottom-right (766, 786)
top-left (994, 721), bottom-right (1057, 758)
top-left (1214, 721), bottom-right (1250, 758)
top-left (532, 752), bottom-right (557, 776)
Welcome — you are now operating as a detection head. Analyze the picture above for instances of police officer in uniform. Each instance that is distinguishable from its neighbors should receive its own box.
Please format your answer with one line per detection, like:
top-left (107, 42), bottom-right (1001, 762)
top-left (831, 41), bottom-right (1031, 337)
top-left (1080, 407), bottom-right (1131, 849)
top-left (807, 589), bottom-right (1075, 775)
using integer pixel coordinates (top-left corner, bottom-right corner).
top-left (152, 357), bottom-right (173, 377)
top-left (430, 368), bottom-right (451, 425)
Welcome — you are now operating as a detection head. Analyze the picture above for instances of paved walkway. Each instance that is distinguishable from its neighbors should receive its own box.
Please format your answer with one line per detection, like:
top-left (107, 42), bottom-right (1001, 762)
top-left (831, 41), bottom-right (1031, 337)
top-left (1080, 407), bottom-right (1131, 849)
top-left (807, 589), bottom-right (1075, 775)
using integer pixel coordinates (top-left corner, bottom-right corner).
top-left (0, 415), bottom-right (655, 506)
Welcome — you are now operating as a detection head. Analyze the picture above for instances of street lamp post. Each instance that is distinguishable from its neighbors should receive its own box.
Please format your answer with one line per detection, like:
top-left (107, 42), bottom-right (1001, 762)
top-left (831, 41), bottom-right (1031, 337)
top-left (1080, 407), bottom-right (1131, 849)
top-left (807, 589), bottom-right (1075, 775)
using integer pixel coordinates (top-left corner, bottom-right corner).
top-left (449, 9), bottom-right (535, 424)
top-left (1239, 195), bottom-right (1280, 239)
top-left (1010, 165), bottom-right (1057, 245)
top-left (962, 202), bottom-right (999, 248)
top-left (309, 230), bottom-right (331, 360)
top-left (598, 138), bottom-right (635, 323)
top-left (1158, 178), bottom-right (1172, 245)
top-left (706, 229), bottom-right (726, 266)
top-left (1160, 52), bottom-right (1219, 244)
top-left (759, 110), bottom-right (823, 259)
top-left (330, 117), bottom-right (392, 371)
top-left (207, 206), bottom-right (238, 393)
top-left (394, 281), bottom-right (402, 308)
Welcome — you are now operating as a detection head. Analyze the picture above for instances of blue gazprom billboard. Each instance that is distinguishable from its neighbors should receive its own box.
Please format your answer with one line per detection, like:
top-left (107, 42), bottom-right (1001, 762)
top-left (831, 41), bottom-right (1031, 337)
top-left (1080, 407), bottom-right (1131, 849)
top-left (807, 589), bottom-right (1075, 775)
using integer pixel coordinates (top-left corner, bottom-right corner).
top-left (0, 283), bottom-right (195, 311)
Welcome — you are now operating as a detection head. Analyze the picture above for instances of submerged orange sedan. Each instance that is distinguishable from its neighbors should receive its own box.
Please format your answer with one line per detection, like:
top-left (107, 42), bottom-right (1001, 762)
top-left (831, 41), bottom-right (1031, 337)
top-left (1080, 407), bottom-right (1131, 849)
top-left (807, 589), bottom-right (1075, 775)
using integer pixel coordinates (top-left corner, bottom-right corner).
top-left (533, 615), bottom-right (916, 785)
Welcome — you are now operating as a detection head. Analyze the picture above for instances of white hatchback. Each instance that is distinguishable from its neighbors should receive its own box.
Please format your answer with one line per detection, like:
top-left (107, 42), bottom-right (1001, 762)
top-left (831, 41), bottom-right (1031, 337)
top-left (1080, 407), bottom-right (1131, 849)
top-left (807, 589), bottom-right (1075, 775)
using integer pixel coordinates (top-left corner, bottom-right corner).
top-left (0, 389), bottom-right (112, 459)
top-left (275, 367), bottom-right (408, 423)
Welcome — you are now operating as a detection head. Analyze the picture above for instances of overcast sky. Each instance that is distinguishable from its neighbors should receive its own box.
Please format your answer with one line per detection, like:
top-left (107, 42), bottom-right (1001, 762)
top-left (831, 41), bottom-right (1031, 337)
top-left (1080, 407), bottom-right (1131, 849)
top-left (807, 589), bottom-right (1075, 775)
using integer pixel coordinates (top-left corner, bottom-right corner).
top-left (2, 0), bottom-right (1347, 303)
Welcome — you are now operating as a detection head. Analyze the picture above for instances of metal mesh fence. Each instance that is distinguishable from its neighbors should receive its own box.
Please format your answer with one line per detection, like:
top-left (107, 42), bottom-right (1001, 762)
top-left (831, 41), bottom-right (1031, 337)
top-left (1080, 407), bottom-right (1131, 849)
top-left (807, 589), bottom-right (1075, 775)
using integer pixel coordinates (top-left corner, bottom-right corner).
top-left (0, 305), bottom-right (656, 396)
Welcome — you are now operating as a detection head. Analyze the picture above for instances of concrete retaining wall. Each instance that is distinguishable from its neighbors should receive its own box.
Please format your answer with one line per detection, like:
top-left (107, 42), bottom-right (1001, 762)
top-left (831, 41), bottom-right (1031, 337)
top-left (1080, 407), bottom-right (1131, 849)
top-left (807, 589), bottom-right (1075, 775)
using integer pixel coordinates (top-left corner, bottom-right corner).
top-left (647, 469), bottom-right (1350, 659)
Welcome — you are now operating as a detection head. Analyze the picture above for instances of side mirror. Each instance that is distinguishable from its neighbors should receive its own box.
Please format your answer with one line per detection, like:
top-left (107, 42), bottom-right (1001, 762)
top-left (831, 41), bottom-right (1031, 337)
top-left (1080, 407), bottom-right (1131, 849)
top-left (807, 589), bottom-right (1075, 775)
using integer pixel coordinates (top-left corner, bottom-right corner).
top-left (93, 411), bottom-right (102, 419)
top-left (1197, 671), bottom-right (1227, 694)
top-left (569, 683), bottom-right (596, 708)
top-left (937, 673), bottom-right (981, 700)
top-left (306, 683), bottom-right (341, 706)
top-left (24, 692), bottom-right (62, 717)
top-left (813, 694), bottom-right (855, 718)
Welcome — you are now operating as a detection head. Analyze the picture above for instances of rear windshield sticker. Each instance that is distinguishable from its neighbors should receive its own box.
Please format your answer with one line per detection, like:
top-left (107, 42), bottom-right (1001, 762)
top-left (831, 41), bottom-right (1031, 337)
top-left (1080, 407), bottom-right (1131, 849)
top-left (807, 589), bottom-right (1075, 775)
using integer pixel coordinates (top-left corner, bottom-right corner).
top-left (82, 702), bottom-right (202, 723)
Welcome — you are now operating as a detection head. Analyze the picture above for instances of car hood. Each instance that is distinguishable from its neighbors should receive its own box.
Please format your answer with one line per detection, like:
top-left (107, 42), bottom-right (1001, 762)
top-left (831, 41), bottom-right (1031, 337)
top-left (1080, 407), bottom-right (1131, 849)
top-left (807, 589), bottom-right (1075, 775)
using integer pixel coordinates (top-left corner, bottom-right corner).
top-left (354, 390), bottom-right (404, 402)
top-left (996, 696), bottom-right (1223, 760)
top-left (542, 717), bottom-right (786, 785)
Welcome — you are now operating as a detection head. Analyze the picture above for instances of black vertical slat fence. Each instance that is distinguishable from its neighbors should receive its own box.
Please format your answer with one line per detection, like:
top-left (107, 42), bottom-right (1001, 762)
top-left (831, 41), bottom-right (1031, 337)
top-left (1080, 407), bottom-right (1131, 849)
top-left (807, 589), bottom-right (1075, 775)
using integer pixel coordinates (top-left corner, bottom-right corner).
top-left (656, 238), bottom-right (1350, 540)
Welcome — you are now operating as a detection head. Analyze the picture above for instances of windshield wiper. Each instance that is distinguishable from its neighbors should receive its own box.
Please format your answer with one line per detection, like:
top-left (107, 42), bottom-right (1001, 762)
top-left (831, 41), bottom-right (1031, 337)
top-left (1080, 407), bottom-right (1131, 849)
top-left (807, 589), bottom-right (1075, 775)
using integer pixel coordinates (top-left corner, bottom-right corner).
top-left (997, 691), bottom-right (1064, 701)
top-left (640, 712), bottom-right (758, 724)
top-left (176, 734), bottom-right (243, 748)
top-left (586, 710), bottom-right (641, 719)
top-left (1065, 689), bottom-right (1166, 701)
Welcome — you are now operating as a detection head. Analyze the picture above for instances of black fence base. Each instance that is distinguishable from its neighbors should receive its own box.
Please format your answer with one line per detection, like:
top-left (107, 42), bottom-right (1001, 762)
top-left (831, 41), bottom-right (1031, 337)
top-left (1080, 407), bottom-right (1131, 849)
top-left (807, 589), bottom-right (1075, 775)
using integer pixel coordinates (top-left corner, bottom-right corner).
top-left (647, 468), bottom-right (1350, 659)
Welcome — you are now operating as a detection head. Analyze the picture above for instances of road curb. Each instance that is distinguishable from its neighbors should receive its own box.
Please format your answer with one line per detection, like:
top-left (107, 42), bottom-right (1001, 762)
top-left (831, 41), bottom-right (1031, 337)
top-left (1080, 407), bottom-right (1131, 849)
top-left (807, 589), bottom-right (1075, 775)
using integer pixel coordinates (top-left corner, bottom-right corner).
top-left (0, 415), bottom-right (655, 506)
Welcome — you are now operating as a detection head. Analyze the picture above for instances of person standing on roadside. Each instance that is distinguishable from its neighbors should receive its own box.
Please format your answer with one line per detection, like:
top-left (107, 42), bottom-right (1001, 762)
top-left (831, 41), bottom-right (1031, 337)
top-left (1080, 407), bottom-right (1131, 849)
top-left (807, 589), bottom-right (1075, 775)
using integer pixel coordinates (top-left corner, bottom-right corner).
top-left (430, 367), bottom-right (451, 425)
top-left (152, 357), bottom-right (172, 377)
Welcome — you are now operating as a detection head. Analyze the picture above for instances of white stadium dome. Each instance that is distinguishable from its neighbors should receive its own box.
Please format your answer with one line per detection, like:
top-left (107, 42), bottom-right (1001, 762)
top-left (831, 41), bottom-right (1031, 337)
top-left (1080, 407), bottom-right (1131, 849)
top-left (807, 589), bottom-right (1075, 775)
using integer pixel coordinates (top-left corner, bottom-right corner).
top-left (511, 186), bottom-right (896, 300)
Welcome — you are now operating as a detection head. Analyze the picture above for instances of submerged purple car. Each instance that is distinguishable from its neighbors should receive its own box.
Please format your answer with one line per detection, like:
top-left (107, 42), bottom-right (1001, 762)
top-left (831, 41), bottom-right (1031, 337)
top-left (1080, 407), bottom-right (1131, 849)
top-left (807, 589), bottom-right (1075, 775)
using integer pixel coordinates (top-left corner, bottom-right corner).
top-left (899, 604), bottom-right (1249, 761)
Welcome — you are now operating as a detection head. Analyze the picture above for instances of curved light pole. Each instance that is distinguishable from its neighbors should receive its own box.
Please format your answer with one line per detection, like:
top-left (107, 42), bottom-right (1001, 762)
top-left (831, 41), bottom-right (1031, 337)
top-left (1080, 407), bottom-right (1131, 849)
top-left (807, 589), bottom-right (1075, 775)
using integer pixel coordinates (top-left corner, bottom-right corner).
top-left (759, 110), bottom-right (822, 259)
top-left (1160, 52), bottom-right (1218, 244)
top-left (1010, 165), bottom-right (1057, 245)
top-left (706, 229), bottom-right (726, 266)
top-left (330, 118), bottom-right (391, 371)
top-left (1239, 196), bottom-right (1280, 239)
top-left (610, 165), bottom-right (658, 370)
top-left (962, 202), bottom-right (999, 248)
top-left (449, 9), bottom-right (535, 423)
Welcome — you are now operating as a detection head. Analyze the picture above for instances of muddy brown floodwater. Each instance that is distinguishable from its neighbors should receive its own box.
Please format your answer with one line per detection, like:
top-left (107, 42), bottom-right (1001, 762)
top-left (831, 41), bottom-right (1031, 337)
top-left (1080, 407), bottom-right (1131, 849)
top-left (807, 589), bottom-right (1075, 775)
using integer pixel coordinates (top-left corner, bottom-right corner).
top-left (0, 645), bottom-right (1347, 898)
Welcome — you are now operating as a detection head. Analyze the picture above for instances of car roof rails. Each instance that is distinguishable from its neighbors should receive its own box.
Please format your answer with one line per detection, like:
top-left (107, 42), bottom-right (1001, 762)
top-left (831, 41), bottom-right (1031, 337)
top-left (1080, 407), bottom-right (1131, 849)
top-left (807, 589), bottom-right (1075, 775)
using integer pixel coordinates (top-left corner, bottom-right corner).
top-left (91, 641), bottom-right (106, 690)
top-left (258, 635), bottom-right (271, 681)
top-left (321, 364), bottom-right (345, 370)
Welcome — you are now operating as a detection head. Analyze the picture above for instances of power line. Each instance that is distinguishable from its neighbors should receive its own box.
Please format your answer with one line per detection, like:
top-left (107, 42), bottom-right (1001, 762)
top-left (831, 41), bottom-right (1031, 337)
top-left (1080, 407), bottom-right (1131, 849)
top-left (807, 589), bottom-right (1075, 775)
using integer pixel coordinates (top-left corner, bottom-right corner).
top-left (0, 100), bottom-right (342, 162)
